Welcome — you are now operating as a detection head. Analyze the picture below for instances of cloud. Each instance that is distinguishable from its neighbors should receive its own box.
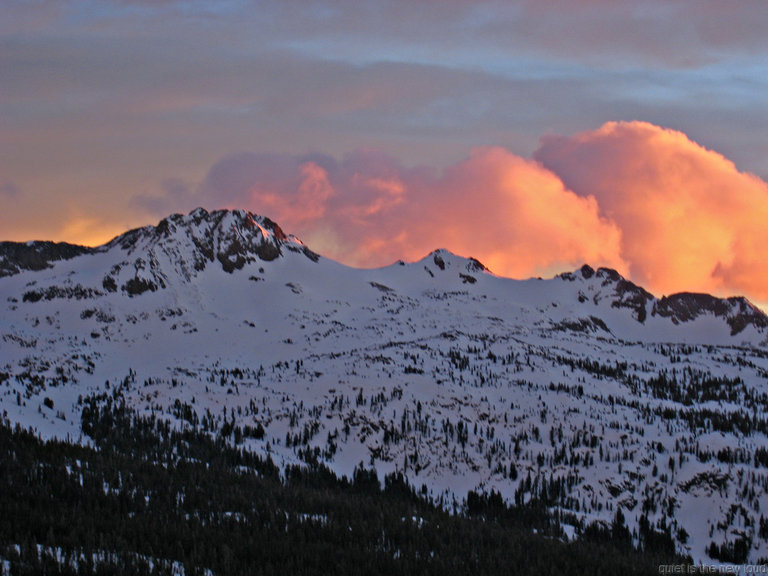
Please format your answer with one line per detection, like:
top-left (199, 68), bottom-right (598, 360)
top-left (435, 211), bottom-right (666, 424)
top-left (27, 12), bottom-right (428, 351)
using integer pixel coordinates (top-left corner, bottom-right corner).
top-left (7, 114), bottom-right (768, 305)
top-left (11, 1), bottom-right (766, 73)
top-left (189, 147), bottom-right (625, 279)
top-left (535, 121), bottom-right (768, 299)
top-left (181, 121), bottom-right (768, 303)
top-left (410, 148), bottom-right (626, 278)
top-left (4, 0), bottom-right (768, 224)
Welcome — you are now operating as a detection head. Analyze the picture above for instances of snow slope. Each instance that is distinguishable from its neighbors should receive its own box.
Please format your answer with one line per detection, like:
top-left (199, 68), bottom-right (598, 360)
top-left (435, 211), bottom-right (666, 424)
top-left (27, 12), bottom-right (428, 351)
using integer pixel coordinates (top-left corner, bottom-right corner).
top-left (2, 207), bottom-right (768, 563)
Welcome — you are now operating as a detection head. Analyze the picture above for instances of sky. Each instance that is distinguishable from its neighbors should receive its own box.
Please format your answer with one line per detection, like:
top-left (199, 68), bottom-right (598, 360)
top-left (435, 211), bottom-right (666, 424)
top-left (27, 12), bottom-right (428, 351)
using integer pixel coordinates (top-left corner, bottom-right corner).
top-left (3, 0), bottom-right (768, 305)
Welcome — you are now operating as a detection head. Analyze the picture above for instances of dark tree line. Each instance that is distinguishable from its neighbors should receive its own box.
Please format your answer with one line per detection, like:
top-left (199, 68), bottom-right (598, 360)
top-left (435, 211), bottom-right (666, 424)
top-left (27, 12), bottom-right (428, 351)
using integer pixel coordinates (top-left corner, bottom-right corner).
top-left (0, 395), bottom-right (686, 575)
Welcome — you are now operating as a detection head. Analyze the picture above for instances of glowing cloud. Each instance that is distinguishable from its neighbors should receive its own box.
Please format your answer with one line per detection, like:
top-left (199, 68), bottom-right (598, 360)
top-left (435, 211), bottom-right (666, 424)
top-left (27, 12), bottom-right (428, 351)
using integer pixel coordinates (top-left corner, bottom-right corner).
top-left (416, 147), bottom-right (626, 278)
top-left (253, 161), bottom-right (334, 225)
top-left (535, 121), bottom-right (768, 299)
top-left (195, 147), bottom-right (625, 279)
top-left (67, 121), bottom-right (768, 306)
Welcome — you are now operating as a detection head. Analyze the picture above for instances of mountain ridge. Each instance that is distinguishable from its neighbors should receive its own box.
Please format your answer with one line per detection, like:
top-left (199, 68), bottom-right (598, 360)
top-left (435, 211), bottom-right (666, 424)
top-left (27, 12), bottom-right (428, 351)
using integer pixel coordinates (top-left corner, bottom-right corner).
top-left (2, 207), bottom-right (765, 337)
top-left (3, 206), bottom-right (768, 563)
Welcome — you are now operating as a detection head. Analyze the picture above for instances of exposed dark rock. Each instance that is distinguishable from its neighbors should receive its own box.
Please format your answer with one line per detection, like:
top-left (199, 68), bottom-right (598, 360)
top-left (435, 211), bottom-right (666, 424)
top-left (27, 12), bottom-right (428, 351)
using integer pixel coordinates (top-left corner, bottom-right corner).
top-left (467, 258), bottom-right (488, 273)
top-left (23, 284), bottom-right (104, 302)
top-left (262, 217), bottom-right (287, 241)
top-left (370, 282), bottom-right (394, 293)
top-left (653, 293), bottom-right (768, 335)
top-left (611, 279), bottom-right (653, 323)
top-left (102, 276), bottom-right (118, 293)
top-left (122, 277), bottom-right (158, 296)
top-left (0, 241), bottom-right (92, 278)
top-left (552, 316), bottom-right (611, 334)
top-left (596, 267), bottom-right (622, 284)
top-left (302, 246), bottom-right (320, 263)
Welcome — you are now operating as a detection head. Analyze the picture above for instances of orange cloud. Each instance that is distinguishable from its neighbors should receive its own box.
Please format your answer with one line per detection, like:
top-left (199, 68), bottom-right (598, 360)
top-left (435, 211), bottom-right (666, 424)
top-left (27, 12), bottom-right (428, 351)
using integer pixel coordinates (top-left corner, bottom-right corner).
top-left (535, 121), bottom-right (768, 299)
top-left (416, 147), bottom-right (626, 278)
top-left (233, 147), bottom-right (625, 278)
top-left (138, 122), bottom-right (768, 305)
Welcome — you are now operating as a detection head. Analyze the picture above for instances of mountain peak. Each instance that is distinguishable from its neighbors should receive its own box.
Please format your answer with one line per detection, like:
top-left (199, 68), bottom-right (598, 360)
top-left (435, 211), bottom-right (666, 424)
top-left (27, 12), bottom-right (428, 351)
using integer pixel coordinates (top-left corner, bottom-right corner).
top-left (579, 264), bottom-right (595, 279)
top-left (557, 264), bottom-right (627, 284)
top-left (557, 264), bottom-right (653, 322)
top-left (557, 263), bottom-right (768, 333)
top-left (108, 207), bottom-right (319, 275)
top-left (3, 211), bottom-right (766, 337)
top-left (652, 292), bottom-right (768, 335)
top-left (73, 208), bottom-right (321, 296)
top-left (425, 249), bottom-right (489, 275)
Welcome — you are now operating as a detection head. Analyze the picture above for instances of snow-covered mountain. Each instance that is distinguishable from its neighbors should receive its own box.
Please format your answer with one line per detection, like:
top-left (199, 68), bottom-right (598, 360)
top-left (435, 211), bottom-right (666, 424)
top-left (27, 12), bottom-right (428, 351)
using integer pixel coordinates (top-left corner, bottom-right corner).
top-left (3, 207), bottom-right (768, 563)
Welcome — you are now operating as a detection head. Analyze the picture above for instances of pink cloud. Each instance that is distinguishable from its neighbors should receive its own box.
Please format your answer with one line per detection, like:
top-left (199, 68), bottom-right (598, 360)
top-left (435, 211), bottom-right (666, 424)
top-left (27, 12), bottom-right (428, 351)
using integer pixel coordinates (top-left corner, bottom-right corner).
top-left (197, 147), bottom-right (625, 279)
top-left (409, 147), bottom-right (625, 278)
top-left (535, 121), bottom-right (768, 299)
top-left (193, 122), bottom-right (768, 303)
top-left (50, 120), bottom-right (768, 305)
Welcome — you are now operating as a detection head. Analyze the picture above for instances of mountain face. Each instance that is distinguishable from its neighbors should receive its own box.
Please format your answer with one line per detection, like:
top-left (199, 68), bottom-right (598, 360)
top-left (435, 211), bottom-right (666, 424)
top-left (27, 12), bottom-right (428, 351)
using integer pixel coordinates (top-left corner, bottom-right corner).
top-left (14, 209), bottom-right (319, 301)
top-left (2, 207), bottom-right (768, 564)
